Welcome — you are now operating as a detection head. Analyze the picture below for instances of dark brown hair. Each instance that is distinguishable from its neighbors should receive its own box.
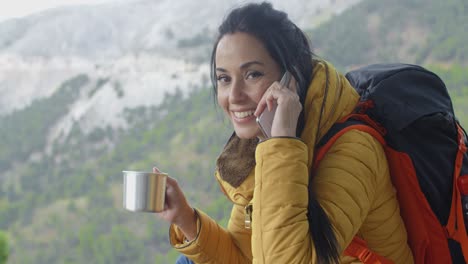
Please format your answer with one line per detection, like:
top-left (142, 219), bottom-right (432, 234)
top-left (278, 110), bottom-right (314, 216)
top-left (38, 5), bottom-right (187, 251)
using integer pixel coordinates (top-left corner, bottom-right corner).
top-left (210, 2), bottom-right (339, 263)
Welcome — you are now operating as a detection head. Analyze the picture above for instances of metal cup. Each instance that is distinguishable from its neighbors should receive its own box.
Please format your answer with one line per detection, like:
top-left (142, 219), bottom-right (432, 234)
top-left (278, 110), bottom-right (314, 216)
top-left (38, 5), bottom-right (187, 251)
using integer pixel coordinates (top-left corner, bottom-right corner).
top-left (122, 171), bottom-right (167, 212)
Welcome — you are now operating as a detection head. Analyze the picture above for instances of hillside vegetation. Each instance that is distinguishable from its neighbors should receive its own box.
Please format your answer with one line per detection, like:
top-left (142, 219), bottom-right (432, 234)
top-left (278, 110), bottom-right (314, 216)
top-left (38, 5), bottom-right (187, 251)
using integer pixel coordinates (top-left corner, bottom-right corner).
top-left (1, 84), bottom-right (233, 263)
top-left (309, 0), bottom-right (468, 125)
top-left (310, 0), bottom-right (468, 69)
top-left (0, 0), bottom-right (467, 263)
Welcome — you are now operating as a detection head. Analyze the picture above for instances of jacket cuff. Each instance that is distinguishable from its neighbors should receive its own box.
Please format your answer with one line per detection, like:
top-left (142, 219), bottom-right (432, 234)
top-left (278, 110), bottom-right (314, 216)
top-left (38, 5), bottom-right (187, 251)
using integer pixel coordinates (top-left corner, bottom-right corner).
top-left (169, 208), bottom-right (201, 249)
top-left (168, 209), bottom-right (217, 256)
top-left (258, 136), bottom-right (305, 145)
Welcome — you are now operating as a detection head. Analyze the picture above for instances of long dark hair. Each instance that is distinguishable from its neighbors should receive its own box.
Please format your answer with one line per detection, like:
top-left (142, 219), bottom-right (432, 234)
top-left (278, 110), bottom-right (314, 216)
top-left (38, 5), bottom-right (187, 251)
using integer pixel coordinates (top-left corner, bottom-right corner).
top-left (210, 2), bottom-right (339, 263)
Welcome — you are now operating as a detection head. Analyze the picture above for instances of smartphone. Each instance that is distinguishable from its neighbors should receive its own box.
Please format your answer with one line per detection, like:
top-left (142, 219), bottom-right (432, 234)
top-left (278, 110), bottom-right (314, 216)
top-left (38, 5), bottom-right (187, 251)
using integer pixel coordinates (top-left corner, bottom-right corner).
top-left (256, 71), bottom-right (292, 138)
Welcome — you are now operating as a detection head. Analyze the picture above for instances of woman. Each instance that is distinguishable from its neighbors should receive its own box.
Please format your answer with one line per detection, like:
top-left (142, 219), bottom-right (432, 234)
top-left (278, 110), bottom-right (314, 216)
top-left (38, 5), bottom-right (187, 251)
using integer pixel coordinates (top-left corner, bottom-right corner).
top-left (156, 2), bottom-right (414, 263)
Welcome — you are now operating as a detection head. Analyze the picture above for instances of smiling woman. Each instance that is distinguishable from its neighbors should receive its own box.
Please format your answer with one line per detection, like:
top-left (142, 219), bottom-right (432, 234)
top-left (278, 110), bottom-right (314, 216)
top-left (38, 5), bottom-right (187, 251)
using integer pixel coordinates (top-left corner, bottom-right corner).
top-left (153, 2), bottom-right (414, 264)
top-left (215, 32), bottom-right (285, 140)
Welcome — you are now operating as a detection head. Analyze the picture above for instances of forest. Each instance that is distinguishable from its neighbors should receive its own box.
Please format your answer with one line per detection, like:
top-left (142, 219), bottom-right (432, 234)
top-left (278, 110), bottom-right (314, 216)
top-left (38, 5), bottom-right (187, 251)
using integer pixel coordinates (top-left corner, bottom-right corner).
top-left (0, 0), bottom-right (467, 262)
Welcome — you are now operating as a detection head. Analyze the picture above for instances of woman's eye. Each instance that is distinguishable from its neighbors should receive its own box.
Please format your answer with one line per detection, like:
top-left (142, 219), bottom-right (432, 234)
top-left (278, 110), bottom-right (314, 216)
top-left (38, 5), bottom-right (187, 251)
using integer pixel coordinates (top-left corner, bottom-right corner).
top-left (217, 75), bottom-right (231, 84)
top-left (246, 71), bottom-right (263, 79)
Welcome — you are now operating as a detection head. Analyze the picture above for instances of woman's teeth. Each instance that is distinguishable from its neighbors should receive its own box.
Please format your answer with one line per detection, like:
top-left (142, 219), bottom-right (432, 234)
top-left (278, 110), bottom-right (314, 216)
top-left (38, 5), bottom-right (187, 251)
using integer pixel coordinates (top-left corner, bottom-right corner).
top-left (233, 110), bottom-right (254, 119)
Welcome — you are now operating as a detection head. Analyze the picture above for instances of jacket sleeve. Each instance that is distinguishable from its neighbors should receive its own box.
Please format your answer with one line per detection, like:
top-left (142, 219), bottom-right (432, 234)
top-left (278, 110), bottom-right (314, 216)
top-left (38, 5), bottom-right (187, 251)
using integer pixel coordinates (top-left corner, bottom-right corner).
top-left (169, 204), bottom-right (252, 263)
top-left (253, 131), bottom-right (382, 263)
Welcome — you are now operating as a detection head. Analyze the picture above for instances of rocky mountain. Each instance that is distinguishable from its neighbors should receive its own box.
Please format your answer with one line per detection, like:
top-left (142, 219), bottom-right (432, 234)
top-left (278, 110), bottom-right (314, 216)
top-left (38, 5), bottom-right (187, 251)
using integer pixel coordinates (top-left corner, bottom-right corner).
top-left (0, 0), bottom-right (360, 138)
top-left (1, 0), bottom-right (467, 263)
top-left (310, 0), bottom-right (468, 69)
top-left (0, 0), bottom-right (358, 59)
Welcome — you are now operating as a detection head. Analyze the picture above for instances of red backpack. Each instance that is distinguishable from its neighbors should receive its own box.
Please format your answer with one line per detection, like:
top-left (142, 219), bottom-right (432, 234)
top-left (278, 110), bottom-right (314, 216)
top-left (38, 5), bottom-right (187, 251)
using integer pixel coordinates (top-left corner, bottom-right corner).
top-left (314, 64), bottom-right (468, 263)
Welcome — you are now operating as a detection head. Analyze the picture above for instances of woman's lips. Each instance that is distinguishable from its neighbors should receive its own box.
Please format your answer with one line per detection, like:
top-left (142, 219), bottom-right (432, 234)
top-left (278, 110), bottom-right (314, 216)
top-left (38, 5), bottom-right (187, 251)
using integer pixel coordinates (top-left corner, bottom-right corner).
top-left (231, 110), bottom-right (256, 123)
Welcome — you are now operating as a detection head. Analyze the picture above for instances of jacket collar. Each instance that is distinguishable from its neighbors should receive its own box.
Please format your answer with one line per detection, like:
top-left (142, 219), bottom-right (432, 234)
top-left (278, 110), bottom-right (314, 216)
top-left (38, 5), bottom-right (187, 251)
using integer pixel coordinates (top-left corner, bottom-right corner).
top-left (216, 61), bottom-right (360, 192)
top-left (216, 133), bottom-right (258, 188)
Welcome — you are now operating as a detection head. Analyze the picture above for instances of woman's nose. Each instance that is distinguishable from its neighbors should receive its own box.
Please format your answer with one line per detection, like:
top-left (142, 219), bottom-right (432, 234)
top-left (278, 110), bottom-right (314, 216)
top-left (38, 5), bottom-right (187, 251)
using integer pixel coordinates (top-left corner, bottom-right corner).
top-left (229, 79), bottom-right (246, 103)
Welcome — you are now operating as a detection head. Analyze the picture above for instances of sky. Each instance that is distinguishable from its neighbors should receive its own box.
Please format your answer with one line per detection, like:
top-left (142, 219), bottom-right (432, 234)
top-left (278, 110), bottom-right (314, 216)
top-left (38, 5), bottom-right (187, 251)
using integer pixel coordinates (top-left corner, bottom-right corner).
top-left (0, 0), bottom-right (121, 22)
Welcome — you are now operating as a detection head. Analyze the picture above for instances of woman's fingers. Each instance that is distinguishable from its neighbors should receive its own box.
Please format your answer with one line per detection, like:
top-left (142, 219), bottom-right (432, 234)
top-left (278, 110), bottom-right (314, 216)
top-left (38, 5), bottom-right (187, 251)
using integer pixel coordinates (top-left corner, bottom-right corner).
top-left (287, 78), bottom-right (298, 93)
top-left (255, 94), bottom-right (268, 117)
top-left (259, 79), bottom-right (302, 137)
top-left (154, 174), bottom-right (188, 223)
top-left (165, 176), bottom-right (179, 189)
top-left (255, 76), bottom-right (301, 137)
top-left (151, 166), bottom-right (191, 226)
top-left (254, 74), bottom-right (298, 117)
top-left (164, 176), bottom-right (185, 209)
top-left (255, 81), bottom-right (281, 116)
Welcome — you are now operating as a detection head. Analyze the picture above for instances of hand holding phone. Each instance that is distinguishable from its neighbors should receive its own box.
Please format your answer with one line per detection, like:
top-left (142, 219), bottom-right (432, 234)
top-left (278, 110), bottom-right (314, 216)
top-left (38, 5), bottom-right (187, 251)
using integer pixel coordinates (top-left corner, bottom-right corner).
top-left (256, 71), bottom-right (293, 139)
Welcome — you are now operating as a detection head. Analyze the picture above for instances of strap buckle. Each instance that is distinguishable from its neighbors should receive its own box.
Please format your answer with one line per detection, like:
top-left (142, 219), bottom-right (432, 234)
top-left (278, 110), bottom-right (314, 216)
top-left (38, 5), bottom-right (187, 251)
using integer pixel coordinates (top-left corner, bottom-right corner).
top-left (359, 248), bottom-right (388, 263)
top-left (358, 249), bottom-right (372, 262)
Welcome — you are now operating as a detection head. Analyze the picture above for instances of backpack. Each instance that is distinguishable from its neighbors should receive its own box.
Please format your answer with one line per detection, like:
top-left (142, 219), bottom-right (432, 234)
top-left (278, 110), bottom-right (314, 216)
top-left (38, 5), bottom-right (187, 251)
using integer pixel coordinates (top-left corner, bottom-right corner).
top-left (313, 63), bottom-right (468, 263)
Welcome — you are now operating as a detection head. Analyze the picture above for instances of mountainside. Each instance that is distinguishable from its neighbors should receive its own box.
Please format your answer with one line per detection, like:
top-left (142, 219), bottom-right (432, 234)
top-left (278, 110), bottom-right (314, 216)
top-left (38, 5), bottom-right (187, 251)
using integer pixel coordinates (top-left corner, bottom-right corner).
top-left (310, 0), bottom-right (468, 70)
top-left (309, 0), bottom-right (468, 126)
top-left (1, 0), bottom-right (467, 263)
top-left (0, 1), bottom-right (363, 263)
top-left (1, 85), bottom-right (234, 263)
top-left (0, 0), bottom-right (358, 59)
top-left (0, 0), bottom-right (359, 131)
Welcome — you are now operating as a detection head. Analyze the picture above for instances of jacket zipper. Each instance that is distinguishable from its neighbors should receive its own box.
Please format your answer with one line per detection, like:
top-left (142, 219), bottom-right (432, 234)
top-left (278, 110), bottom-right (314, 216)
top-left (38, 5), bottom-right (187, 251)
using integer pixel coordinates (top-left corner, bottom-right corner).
top-left (245, 203), bottom-right (253, 229)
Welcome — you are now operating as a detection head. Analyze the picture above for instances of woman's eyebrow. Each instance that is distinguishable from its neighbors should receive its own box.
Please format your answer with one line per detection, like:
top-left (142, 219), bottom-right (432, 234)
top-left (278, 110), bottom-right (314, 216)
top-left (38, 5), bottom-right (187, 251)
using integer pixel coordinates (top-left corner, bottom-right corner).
top-left (216, 61), bottom-right (264, 73)
top-left (240, 61), bottom-right (264, 69)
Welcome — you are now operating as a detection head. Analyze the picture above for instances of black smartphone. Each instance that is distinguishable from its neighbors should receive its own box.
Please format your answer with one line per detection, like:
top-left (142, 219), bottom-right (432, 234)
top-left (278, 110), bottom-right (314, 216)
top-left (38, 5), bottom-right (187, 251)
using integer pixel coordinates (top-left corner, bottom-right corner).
top-left (256, 71), bottom-right (292, 138)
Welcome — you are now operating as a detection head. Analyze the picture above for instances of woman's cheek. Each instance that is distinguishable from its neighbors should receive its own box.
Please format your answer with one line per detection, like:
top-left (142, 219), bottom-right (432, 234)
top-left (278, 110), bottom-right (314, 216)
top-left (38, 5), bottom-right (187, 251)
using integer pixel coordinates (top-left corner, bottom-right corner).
top-left (217, 91), bottom-right (230, 115)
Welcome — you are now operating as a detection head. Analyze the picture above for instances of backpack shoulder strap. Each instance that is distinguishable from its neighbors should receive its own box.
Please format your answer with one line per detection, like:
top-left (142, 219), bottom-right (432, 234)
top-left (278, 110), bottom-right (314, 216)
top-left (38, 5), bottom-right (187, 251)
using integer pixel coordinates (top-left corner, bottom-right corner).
top-left (314, 115), bottom-right (393, 263)
top-left (344, 237), bottom-right (394, 264)
top-left (316, 118), bottom-right (468, 263)
top-left (446, 123), bottom-right (468, 260)
top-left (314, 115), bottom-right (385, 168)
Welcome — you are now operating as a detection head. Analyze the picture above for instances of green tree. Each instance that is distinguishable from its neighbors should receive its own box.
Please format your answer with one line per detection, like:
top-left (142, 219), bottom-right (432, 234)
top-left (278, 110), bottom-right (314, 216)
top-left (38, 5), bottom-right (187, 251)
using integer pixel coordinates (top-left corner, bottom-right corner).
top-left (0, 230), bottom-right (8, 264)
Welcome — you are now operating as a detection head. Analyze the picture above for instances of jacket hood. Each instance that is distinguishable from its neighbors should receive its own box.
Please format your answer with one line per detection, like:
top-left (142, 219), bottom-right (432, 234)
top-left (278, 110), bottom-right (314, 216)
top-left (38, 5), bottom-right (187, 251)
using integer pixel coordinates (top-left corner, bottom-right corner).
top-left (215, 61), bottom-right (360, 204)
top-left (300, 61), bottom-right (360, 168)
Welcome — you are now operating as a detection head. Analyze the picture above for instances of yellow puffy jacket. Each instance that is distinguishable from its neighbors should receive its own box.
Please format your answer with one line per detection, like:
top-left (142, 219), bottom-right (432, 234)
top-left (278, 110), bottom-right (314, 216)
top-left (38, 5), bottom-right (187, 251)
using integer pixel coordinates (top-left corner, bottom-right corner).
top-left (169, 61), bottom-right (414, 263)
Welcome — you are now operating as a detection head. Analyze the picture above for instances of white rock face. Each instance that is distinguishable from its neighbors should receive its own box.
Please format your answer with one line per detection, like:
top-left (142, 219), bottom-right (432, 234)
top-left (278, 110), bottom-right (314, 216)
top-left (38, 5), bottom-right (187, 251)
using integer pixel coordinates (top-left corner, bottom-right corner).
top-left (0, 55), bottom-right (94, 113)
top-left (0, 0), bottom-right (360, 138)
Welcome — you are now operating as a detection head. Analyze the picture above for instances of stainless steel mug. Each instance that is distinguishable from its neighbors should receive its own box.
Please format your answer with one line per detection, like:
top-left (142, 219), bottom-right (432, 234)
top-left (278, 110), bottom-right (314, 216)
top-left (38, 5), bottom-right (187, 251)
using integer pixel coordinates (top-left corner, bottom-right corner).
top-left (122, 171), bottom-right (167, 212)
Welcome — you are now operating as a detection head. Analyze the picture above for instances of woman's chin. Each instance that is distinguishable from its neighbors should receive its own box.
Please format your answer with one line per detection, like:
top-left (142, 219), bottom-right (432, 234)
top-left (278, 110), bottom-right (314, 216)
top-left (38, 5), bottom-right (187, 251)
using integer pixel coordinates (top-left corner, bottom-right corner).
top-left (234, 127), bottom-right (261, 140)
